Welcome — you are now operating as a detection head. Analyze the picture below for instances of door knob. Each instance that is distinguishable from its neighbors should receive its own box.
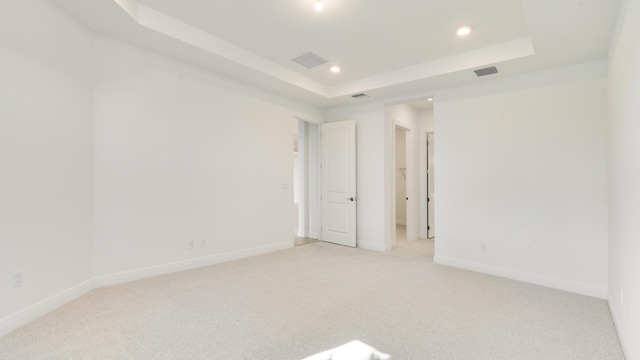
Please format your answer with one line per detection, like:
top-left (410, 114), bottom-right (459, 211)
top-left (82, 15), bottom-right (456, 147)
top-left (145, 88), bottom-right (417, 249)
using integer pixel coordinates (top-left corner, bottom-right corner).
top-left (348, 197), bottom-right (356, 201)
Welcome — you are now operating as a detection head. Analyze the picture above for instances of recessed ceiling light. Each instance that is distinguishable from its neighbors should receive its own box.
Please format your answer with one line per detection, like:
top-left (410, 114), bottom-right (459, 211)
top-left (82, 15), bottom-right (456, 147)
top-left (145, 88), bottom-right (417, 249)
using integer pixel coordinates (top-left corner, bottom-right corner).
top-left (456, 26), bottom-right (472, 37)
top-left (315, 0), bottom-right (324, 11)
top-left (330, 66), bottom-right (341, 73)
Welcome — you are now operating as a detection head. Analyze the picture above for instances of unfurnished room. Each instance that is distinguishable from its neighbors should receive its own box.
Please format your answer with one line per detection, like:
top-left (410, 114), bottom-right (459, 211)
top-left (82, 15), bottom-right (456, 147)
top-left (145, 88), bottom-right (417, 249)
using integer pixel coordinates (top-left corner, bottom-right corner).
top-left (1, 0), bottom-right (639, 359)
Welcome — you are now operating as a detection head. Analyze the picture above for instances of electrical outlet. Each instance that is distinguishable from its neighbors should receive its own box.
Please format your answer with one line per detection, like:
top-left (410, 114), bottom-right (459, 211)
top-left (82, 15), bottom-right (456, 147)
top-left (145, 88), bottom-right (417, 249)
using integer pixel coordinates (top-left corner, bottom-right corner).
top-left (201, 238), bottom-right (206, 247)
top-left (189, 240), bottom-right (195, 249)
top-left (14, 271), bottom-right (23, 288)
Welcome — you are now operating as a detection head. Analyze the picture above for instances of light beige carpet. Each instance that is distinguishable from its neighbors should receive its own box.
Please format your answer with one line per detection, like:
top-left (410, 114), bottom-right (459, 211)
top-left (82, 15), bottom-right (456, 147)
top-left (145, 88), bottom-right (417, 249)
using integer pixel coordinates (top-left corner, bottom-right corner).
top-left (0, 237), bottom-right (624, 360)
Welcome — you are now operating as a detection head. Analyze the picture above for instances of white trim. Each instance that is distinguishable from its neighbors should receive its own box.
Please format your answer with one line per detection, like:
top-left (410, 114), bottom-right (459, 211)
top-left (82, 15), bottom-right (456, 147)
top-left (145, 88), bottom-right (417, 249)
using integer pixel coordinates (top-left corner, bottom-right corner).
top-left (0, 242), bottom-right (292, 337)
top-left (108, 2), bottom-right (537, 99)
top-left (94, 242), bottom-right (292, 288)
top-left (608, 298), bottom-right (631, 359)
top-left (357, 240), bottom-right (392, 252)
top-left (0, 279), bottom-right (94, 337)
top-left (434, 256), bottom-right (607, 299)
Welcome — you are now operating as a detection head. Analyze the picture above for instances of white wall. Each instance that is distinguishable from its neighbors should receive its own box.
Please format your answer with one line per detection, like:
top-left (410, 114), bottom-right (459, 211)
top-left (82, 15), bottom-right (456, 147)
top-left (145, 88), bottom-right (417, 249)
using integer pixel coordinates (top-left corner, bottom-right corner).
top-left (607, 0), bottom-right (640, 358)
top-left (92, 37), bottom-right (319, 281)
top-left (0, 5), bottom-right (325, 333)
top-left (0, 0), bottom-right (94, 330)
top-left (1, 2), bottom-right (632, 351)
top-left (418, 108), bottom-right (435, 133)
top-left (434, 61), bottom-right (609, 299)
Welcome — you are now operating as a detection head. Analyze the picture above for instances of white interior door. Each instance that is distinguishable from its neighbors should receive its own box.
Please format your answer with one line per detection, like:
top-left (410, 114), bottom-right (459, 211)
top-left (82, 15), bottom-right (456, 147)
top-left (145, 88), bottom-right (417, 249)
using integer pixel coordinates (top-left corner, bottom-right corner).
top-left (321, 120), bottom-right (356, 247)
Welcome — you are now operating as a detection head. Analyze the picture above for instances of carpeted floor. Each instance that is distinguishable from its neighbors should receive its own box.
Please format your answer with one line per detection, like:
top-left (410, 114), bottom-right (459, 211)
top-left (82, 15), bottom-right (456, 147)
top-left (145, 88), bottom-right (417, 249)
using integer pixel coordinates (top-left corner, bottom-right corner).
top-left (0, 232), bottom-right (624, 360)
top-left (294, 237), bottom-right (320, 247)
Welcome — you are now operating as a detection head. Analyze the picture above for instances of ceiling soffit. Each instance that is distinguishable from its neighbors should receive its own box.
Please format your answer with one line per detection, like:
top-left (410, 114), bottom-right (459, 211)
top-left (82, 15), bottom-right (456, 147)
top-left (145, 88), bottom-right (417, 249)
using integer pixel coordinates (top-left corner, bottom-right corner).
top-left (111, 0), bottom-right (535, 99)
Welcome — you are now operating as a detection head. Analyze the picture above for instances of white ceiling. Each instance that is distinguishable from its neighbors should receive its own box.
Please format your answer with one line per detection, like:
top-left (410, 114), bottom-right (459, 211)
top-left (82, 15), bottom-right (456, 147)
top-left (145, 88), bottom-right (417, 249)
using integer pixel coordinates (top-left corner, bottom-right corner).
top-left (51, 0), bottom-right (620, 109)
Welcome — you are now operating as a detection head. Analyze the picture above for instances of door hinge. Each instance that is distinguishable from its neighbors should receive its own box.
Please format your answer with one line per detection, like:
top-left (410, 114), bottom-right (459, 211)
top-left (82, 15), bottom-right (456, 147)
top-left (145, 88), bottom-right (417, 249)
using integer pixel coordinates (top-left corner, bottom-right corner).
top-left (428, 226), bottom-right (431, 230)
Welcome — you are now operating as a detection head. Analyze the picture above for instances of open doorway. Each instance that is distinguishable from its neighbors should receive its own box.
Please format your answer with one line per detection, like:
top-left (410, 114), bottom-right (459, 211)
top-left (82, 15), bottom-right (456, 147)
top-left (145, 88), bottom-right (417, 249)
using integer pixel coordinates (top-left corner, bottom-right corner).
top-left (387, 102), bottom-right (418, 248)
top-left (387, 97), bottom-right (434, 252)
top-left (293, 119), bottom-right (320, 246)
top-left (395, 126), bottom-right (409, 244)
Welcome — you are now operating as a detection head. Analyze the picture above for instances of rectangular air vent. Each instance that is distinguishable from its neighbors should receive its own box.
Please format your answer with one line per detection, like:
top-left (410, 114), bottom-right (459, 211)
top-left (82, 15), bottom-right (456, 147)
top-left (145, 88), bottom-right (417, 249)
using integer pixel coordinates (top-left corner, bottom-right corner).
top-left (291, 52), bottom-right (328, 69)
top-left (474, 66), bottom-right (498, 77)
top-left (352, 93), bottom-right (369, 99)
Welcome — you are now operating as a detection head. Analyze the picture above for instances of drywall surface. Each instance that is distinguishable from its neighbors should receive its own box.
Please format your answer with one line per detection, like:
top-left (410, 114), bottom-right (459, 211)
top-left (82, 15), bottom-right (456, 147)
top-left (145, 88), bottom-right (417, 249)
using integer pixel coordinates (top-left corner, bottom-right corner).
top-left (93, 37), bottom-right (314, 278)
top-left (607, 0), bottom-right (640, 358)
top-left (419, 108), bottom-right (435, 133)
top-left (434, 61), bottom-right (609, 299)
top-left (0, 0), bottom-right (94, 323)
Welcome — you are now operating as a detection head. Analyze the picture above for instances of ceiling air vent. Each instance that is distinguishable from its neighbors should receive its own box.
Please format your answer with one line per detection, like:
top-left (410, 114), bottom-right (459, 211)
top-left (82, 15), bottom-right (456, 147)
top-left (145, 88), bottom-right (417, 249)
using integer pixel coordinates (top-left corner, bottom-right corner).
top-left (474, 66), bottom-right (499, 77)
top-left (352, 93), bottom-right (369, 99)
top-left (291, 52), bottom-right (328, 68)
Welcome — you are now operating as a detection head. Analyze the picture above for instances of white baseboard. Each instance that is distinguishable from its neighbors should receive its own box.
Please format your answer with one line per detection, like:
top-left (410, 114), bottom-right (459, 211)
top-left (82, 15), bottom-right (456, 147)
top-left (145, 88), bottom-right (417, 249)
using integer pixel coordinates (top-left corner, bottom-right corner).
top-left (358, 240), bottom-right (392, 252)
top-left (434, 255), bottom-right (607, 299)
top-left (0, 242), bottom-right (292, 337)
top-left (297, 230), bottom-right (321, 239)
top-left (0, 279), bottom-right (94, 337)
top-left (608, 297), bottom-right (633, 360)
top-left (94, 241), bottom-right (292, 288)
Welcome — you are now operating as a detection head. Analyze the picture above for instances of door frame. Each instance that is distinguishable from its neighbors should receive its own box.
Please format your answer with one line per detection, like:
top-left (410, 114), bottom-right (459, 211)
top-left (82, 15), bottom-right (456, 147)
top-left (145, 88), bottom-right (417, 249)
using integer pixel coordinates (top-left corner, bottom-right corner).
top-left (293, 119), bottom-right (322, 243)
top-left (426, 132), bottom-right (435, 239)
top-left (392, 123), bottom-right (417, 245)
